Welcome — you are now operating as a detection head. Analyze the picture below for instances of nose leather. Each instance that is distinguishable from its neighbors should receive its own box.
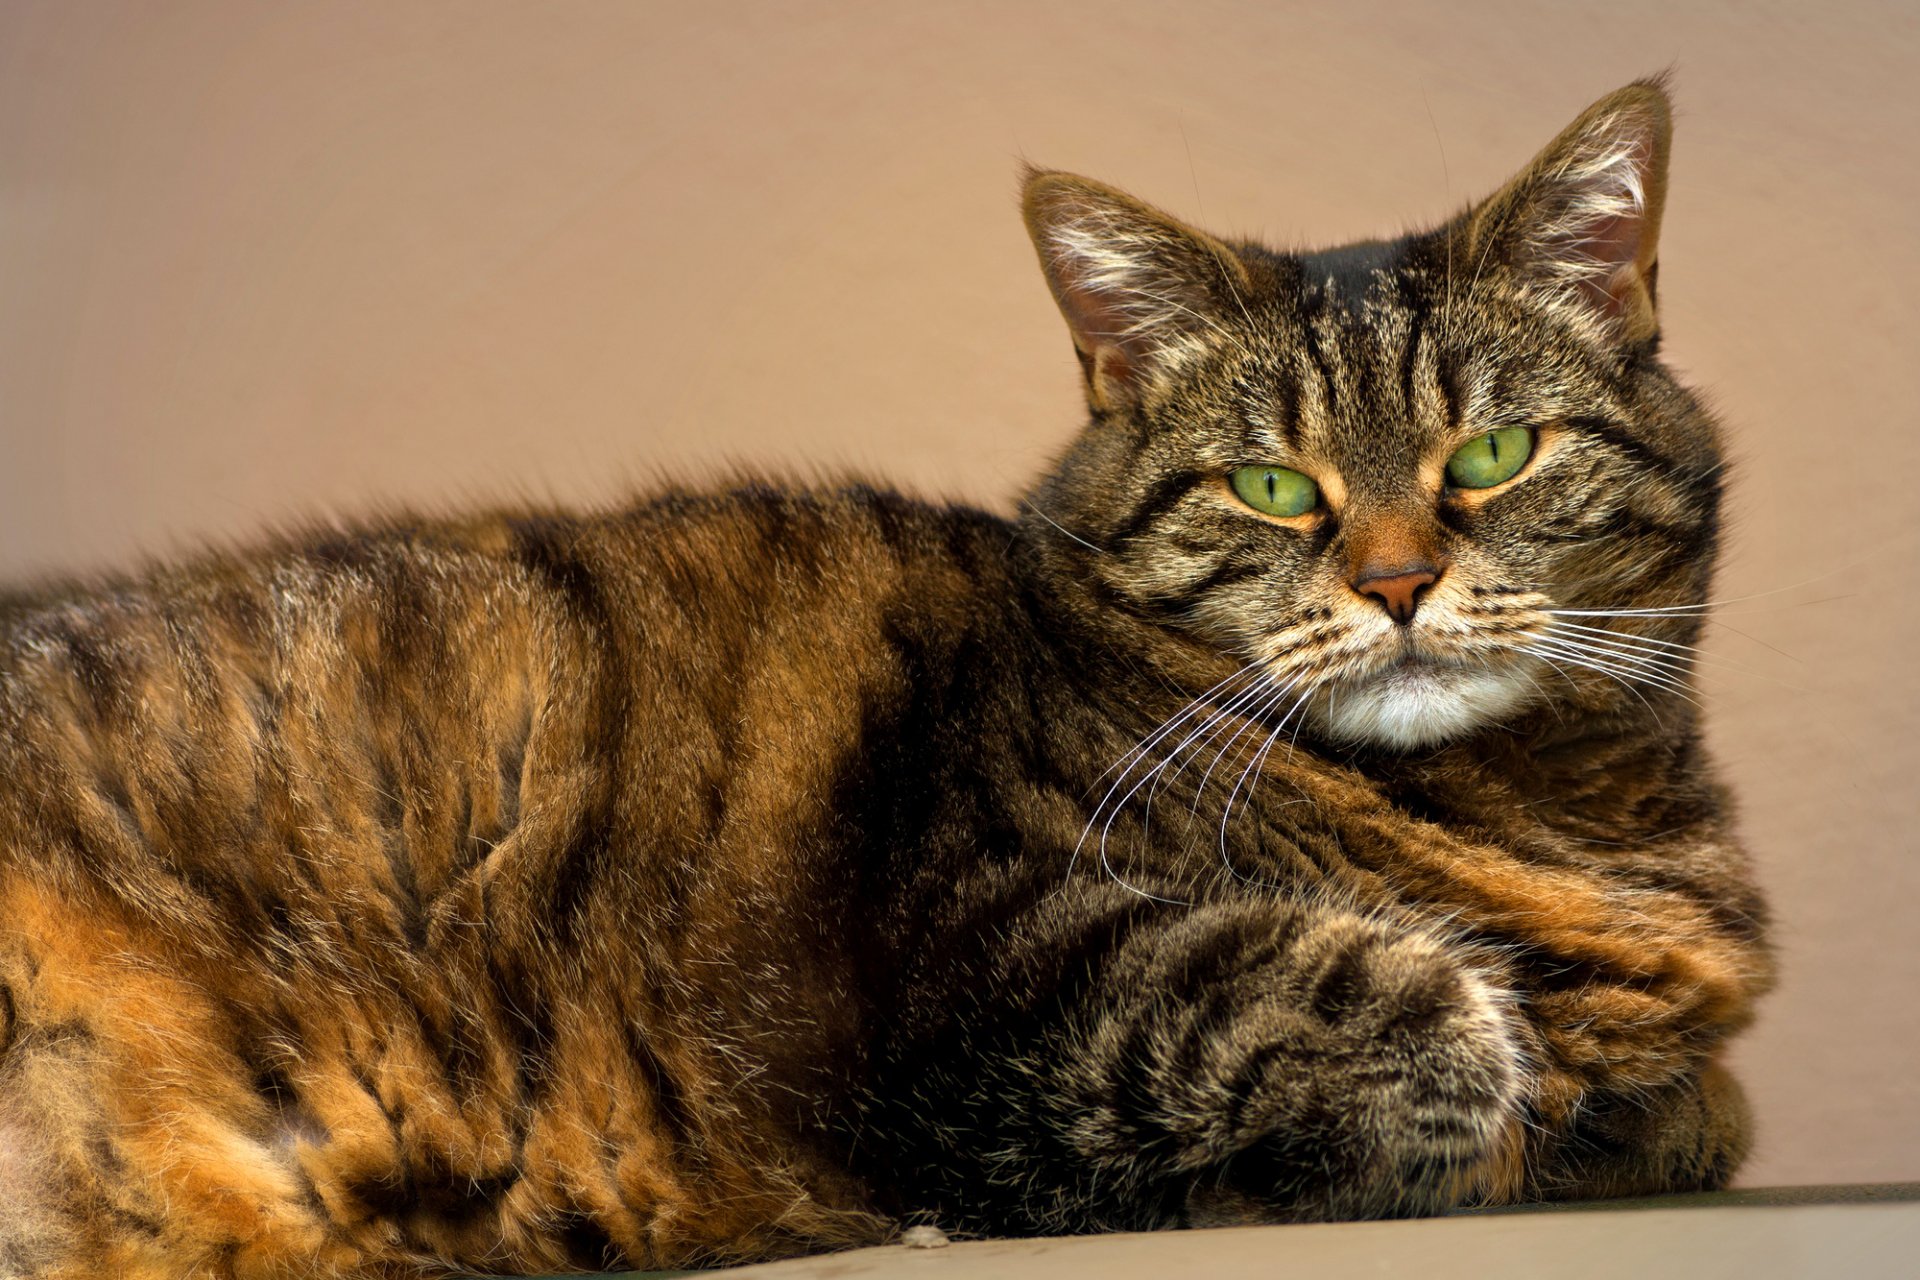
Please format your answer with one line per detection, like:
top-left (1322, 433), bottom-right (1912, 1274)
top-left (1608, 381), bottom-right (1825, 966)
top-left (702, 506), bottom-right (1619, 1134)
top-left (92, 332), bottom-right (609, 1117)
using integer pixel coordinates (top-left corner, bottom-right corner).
top-left (1352, 566), bottom-right (1441, 625)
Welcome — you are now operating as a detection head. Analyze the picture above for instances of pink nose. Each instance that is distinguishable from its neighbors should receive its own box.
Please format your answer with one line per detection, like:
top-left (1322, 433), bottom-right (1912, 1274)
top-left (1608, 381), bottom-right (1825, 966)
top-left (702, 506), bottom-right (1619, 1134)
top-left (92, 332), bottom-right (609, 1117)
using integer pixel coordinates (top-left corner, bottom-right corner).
top-left (1353, 566), bottom-right (1441, 625)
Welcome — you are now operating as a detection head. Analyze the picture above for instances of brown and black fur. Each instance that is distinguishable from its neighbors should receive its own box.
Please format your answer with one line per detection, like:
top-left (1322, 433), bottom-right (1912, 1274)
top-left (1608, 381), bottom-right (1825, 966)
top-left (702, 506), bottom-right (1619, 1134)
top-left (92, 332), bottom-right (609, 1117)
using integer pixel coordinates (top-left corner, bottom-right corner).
top-left (0, 80), bottom-right (1770, 1277)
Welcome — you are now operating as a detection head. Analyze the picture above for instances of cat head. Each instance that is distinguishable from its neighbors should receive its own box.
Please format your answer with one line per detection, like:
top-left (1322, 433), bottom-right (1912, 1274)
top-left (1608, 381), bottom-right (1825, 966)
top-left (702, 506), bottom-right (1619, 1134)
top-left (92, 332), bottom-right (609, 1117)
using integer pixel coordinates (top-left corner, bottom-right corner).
top-left (1021, 79), bottom-right (1723, 752)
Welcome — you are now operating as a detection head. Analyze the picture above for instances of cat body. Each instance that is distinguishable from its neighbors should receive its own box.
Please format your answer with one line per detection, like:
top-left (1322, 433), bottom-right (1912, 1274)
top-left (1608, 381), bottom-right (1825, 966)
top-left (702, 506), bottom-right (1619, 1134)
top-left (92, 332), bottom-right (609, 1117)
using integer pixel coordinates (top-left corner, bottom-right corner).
top-left (0, 81), bottom-right (1770, 1277)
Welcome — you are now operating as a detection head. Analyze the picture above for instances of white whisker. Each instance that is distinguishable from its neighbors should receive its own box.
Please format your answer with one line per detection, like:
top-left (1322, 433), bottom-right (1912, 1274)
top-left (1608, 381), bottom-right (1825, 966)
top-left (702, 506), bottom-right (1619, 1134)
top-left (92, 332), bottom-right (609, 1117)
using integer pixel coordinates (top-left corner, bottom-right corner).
top-left (1097, 676), bottom-right (1275, 849)
top-left (1216, 679), bottom-right (1321, 883)
top-left (1176, 674), bottom-right (1306, 816)
top-left (1072, 665), bottom-right (1286, 904)
top-left (1061, 664), bottom-right (1262, 891)
top-left (1513, 635), bottom-right (1700, 712)
top-left (1548, 619), bottom-right (1702, 653)
top-left (1547, 620), bottom-right (1791, 686)
top-left (1546, 625), bottom-right (1698, 681)
top-left (1092, 665), bottom-right (1258, 787)
top-left (1022, 500), bottom-right (1107, 556)
top-left (1530, 635), bottom-right (1699, 696)
top-left (1139, 677), bottom-right (1290, 833)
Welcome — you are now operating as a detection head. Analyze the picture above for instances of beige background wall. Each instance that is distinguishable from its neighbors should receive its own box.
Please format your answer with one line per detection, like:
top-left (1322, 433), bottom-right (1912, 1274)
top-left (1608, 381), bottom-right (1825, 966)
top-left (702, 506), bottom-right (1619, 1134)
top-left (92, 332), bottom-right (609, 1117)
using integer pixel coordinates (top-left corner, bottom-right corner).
top-left (1, 1), bottom-right (1914, 1189)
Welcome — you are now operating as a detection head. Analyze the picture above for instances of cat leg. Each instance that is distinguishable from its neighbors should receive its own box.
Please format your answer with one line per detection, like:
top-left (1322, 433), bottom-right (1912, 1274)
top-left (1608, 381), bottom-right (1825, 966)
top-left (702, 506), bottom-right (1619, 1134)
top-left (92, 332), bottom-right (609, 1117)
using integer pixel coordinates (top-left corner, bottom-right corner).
top-left (0, 1074), bottom-right (79, 1278)
top-left (1524, 1059), bottom-right (1752, 1201)
top-left (0, 886), bottom-right (371, 1280)
top-left (873, 891), bottom-right (1530, 1232)
top-left (0, 979), bottom-right (156, 1279)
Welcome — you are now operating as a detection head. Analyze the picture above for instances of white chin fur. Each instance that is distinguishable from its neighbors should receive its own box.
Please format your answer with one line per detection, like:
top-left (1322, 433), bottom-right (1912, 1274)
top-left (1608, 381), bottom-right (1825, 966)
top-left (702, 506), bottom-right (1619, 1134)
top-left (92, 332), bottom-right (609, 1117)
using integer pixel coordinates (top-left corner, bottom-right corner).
top-left (1313, 664), bottom-right (1533, 751)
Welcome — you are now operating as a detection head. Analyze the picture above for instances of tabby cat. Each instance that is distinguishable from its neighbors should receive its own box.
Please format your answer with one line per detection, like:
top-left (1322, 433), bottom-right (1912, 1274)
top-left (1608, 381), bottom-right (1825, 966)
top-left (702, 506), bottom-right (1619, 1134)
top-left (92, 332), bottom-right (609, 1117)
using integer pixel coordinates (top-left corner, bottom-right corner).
top-left (0, 79), bottom-right (1770, 1277)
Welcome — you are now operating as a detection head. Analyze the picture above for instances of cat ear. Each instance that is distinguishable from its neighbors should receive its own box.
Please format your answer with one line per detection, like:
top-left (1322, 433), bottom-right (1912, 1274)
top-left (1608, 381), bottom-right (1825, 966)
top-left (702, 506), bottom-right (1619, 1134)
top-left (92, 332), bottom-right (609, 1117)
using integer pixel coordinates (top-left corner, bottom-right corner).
top-left (1022, 168), bottom-right (1251, 409)
top-left (1465, 79), bottom-right (1673, 347)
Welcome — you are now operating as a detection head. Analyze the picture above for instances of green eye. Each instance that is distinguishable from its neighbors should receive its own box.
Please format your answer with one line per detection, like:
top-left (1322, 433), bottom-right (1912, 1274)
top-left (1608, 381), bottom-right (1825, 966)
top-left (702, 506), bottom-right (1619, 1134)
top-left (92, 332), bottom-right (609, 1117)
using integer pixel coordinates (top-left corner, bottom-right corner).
top-left (1228, 465), bottom-right (1319, 518)
top-left (1445, 426), bottom-right (1535, 489)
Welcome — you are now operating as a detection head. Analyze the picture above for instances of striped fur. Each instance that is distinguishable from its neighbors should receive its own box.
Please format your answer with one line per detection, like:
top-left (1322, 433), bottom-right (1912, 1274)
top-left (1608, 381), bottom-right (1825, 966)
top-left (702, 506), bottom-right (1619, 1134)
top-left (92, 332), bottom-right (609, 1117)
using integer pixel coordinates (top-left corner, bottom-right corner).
top-left (0, 80), bottom-right (1767, 1276)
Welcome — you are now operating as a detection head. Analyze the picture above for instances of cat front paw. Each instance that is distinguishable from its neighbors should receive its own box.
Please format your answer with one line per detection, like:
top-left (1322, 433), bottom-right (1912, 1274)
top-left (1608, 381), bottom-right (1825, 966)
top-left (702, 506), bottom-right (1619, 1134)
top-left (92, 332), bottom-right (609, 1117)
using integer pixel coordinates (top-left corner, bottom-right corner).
top-left (1182, 919), bottom-right (1529, 1224)
top-left (1530, 1059), bottom-right (1751, 1201)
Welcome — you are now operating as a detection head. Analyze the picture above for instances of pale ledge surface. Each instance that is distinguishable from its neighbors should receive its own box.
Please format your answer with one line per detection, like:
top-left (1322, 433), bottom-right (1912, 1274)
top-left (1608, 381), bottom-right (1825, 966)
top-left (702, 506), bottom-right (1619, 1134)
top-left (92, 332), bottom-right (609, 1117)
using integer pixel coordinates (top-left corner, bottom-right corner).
top-left (502, 1185), bottom-right (1919, 1280)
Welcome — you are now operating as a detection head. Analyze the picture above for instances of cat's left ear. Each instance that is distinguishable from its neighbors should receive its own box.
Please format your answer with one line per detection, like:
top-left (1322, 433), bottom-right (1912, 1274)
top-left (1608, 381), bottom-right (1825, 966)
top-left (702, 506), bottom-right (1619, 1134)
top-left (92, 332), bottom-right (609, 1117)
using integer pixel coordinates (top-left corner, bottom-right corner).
top-left (1022, 167), bottom-right (1252, 411)
top-left (1465, 79), bottom-right (1672, 347)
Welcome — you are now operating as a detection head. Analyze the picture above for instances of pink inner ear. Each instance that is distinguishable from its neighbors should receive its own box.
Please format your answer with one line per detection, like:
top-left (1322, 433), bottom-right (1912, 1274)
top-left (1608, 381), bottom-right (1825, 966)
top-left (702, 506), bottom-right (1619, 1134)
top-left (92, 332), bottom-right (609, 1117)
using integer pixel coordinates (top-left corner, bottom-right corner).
top-left (1055, 269), bottom-right (1131, 350)
top-left (1053, 268), bottom-right (1148, 389)
top-left (1091, 344), bottom-right (1135, 389)
top-left (1568, 209), bottom-right (1646, 320)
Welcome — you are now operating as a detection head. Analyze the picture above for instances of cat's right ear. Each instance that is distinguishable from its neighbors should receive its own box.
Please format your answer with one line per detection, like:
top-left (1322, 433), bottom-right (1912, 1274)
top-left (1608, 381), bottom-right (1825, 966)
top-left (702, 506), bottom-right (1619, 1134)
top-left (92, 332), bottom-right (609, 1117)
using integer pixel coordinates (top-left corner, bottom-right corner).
top-left (1022, 168), bottom-right (1251, 411)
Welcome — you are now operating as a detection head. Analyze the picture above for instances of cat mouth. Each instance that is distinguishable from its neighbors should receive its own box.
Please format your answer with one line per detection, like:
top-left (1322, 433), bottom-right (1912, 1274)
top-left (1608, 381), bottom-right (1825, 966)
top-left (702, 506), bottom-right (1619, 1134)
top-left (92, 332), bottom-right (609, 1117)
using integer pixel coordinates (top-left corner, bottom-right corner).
top-left (1365, 645), bottom-right (1482, 681)
top-left (1357, 653), bottom-right (1475, 690)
